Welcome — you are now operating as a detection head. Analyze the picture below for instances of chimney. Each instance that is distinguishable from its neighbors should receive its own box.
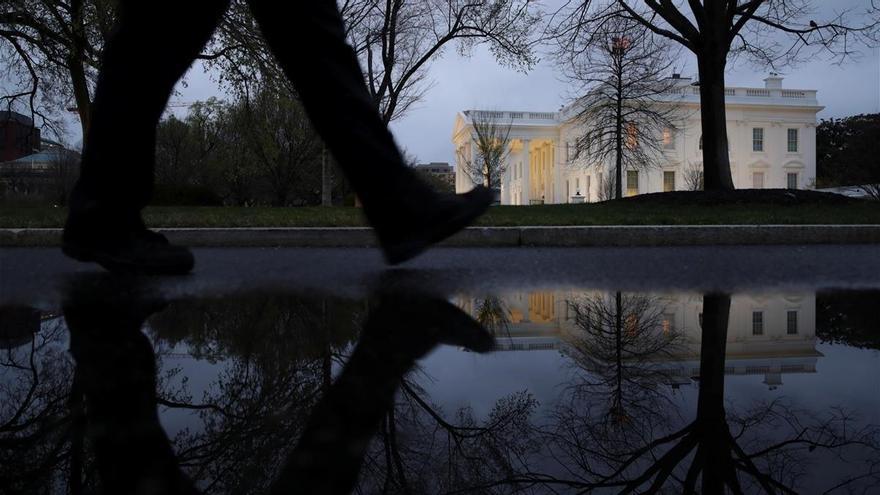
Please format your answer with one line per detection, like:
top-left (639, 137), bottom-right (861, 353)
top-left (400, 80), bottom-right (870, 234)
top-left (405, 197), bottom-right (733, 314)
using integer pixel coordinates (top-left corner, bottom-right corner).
top-left (764, 73), bottom-right (784, 89)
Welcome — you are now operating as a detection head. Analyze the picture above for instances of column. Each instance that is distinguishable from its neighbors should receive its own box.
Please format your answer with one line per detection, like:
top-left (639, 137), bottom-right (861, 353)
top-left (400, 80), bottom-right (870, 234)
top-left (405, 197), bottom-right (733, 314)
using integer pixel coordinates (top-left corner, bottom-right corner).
top-left (521, 139), bottom-right (530, 205)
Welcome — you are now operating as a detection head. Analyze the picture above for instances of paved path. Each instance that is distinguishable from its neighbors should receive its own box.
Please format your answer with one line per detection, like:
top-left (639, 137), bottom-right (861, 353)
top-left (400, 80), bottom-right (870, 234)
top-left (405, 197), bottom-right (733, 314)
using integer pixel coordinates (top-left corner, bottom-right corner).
top-left (2, 225), bottom-right (880, 247)
top-left (3, 245), bottom-right (879, 307)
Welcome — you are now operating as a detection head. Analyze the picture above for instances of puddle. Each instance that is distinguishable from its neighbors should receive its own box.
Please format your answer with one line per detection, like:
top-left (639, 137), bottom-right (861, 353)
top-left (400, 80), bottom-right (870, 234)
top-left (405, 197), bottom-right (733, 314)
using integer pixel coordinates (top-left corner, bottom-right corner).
top-left (1, 275), bottom-right (879, 493)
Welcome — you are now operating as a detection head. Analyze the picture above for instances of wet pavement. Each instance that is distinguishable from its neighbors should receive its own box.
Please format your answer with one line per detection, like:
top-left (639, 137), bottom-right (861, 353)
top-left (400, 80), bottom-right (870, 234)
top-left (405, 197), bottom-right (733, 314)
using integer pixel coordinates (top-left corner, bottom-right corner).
top-left (1, 246), bottom-right (879, 493)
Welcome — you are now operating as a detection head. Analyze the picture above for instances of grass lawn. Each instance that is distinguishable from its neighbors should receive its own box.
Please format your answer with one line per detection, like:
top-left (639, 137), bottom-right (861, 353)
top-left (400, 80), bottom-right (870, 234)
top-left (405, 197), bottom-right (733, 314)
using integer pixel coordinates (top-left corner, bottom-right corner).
top-left (2, 191), bottom-right (877, 228)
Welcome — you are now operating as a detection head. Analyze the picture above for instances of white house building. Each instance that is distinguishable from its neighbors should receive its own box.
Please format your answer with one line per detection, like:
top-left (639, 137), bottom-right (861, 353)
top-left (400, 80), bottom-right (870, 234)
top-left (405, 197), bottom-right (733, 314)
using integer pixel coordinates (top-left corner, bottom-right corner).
top-left (457, 290), bottom-right (819, 389)
top-left (452, 75), bottom-right (823, 204)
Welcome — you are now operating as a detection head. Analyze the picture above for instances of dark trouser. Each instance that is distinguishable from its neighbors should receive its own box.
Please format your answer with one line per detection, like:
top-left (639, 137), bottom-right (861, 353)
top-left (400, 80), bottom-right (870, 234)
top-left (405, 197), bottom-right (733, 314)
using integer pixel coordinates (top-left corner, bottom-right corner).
top-left (70, 0), bottom-right (420, 232)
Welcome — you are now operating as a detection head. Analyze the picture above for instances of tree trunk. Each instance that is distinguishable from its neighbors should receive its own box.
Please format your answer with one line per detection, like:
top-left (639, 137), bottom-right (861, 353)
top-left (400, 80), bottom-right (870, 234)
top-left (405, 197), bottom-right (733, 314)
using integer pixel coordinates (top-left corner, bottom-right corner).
top-left (697, 292), bottom-right (731, 493)
top-left (615, 60), bottom-right (624, 200)
top-left (697, 50), bottom-right (735, 191)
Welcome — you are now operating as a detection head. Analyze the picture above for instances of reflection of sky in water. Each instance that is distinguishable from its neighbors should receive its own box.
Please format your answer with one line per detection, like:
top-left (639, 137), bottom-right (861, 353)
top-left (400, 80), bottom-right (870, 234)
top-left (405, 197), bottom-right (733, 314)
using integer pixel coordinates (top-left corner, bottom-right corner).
top-left (415, 344), bottom-right (880, 426)
top-left (5, 288), bottom-right (877, 493)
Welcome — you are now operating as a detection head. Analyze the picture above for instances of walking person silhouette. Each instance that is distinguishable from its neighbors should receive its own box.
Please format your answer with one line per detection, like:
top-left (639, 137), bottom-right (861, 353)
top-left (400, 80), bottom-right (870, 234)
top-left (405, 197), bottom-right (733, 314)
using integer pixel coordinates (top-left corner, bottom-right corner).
top-left (64, 0), bottom-right (492, 274)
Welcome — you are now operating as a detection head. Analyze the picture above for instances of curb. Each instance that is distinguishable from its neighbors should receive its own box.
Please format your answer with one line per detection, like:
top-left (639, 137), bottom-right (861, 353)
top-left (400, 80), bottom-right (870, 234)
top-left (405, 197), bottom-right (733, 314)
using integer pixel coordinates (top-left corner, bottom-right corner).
top-left (2, 225), bottom-right (880, 248)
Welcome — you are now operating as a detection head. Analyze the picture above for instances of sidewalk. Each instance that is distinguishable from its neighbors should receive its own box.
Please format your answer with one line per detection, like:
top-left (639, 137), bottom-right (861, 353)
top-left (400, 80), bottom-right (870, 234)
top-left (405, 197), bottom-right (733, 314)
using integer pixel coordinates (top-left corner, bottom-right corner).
top-left (2, 225), bottom-right (879, 247)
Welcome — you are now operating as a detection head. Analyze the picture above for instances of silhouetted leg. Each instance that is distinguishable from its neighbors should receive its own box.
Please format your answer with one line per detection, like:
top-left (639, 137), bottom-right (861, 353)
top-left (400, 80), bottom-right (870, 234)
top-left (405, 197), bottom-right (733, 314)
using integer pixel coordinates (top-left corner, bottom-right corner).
top-left (248, 1), bottom-right (492, 264)
top-left (63, 276), bottom-right (197, 494)
top-left (69, 0), bottom-right (229, 230)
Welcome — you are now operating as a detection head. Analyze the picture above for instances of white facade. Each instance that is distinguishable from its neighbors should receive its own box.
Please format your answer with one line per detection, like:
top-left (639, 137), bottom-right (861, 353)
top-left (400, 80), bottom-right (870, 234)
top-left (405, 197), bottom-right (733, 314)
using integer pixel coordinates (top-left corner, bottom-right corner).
top-left (457, 290), bottom-right (819, 388)
top-left (452, 75), bottom-right (823, 204)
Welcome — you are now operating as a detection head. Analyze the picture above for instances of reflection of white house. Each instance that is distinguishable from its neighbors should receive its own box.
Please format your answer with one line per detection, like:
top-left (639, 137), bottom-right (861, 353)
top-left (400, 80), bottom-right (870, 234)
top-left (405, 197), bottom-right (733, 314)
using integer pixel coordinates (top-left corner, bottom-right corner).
top-left (458, 291), bottom-right (819, 388)
top-left (452, 75), bottom-right (822, 204)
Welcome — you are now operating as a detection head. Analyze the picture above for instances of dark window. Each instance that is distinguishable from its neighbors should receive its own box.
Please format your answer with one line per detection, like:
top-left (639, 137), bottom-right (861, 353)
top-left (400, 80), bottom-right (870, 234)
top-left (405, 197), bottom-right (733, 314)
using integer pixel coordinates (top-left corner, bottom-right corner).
top-left (787, 311), bottom-right (798, 334)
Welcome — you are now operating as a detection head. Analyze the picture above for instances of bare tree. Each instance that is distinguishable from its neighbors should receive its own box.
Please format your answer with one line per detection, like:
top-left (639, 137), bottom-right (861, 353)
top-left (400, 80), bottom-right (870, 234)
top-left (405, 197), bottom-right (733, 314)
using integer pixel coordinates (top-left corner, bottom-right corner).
top-left (240, 89), bottom-right (322, 206)
top-left (598, 171), bottom-right (617, 201)
top-left (552, 1), bottom-right (880, 191)
top-left (45, 147), bottom-right (80, 205)
top-left (683, 161), bottom-right (704, 191)
top-left (558, 17), bottom-right (682, 200)
top-left (0, 0), bottom-right (116, 136)
top-left (457, 111), bottom-right (512, 190)
top-left (206, 0), bottom-right (540, 124)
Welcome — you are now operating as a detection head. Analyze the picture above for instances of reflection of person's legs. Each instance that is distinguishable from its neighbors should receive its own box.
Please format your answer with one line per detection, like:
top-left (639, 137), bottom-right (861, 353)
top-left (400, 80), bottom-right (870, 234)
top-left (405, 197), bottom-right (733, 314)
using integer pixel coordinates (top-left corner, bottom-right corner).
top-left (248, 0), bottom-right (492, 264)
top-left (63, 278), bottom-right (196, 493)
top-left (65, 0), bottom-right (229, 273)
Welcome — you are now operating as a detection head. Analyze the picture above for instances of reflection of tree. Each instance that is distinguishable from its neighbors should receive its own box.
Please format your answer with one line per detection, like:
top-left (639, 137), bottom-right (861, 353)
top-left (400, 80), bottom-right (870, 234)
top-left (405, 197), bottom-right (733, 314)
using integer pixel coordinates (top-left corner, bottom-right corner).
top-left (146, 294), bottom-right (362, 493)
top-left (564, 292), bottom-right (683, 429)
top-left (0, 311), bottom-right (82, 493)
top-left (57, 274), bottom-right (536, 494)
top-left (526, 293), bottom-right (880, 494)
top-left (473, 296), bottom-right (511, 337)
top-left (355, 383), bottom-right (537, 494)
top-left (543, 292), bottom-right (684, 484)
top-left (817, 290), bottom-right (880, 350)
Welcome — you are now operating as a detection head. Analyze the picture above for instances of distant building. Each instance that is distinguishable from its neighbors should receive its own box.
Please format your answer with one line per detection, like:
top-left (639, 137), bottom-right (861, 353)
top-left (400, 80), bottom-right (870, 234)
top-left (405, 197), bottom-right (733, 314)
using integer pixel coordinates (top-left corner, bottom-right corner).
top-left (0, 146), bottom-right (80, 201)
top-left (415, 162), bottom-right (454, 187)
top-left (0, 111), bottom-right (41, 162)
top-left (453, 75), bottom-right (822, 204)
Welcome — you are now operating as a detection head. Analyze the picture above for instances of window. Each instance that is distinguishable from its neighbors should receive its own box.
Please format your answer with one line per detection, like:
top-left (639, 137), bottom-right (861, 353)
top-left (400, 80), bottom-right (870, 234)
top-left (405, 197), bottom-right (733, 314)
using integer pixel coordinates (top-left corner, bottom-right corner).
top-left (787, 172), bottom-right (798, 190)
top-left (575, 177), bottom-right (580, 194)
top-left (753, 172), bottom-right (765, 189)
top-left (626, 123), bottom-right (638, 149)
top-left (662, 314), bottom-right (675, 334)
top-left (698, 135), bottom-right (703, 150)
top-left (752, 311), bottom-right (764, 335)
top-left (662, 127), bottom-right (676, 150)
top-left (663, 171), bottom-right (675, 192)
top-left (753, 128), bottom-right (764, 152)
top-left (626, 170), bottom-right (639, 196)
top-left (787, 311), bottom-right (798, 334)
top-left (787, 128), bottom-right (799, 152)
top-left (566, 180), bottom-right (570, 200)
top-left (625, 314), bottom-right (639, 336)
top-left (699, 312), bottom-right (703, 329)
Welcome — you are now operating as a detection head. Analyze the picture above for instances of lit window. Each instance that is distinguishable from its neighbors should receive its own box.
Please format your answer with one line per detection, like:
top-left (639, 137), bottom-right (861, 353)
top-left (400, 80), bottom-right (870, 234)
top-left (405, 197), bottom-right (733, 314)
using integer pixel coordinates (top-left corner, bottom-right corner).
top-left (787, 128), bottom-right (799, 152)
top-left (626, 123), bottom-right (638, 149)
top-left (662, 128), bottom-right (676, 150)
top-left (625, 314), bottom-right (638, 336)
top-left (753, 172), bottom-right (765, 189)
top-left (753, 128), bottom-right (764, 152)
top-left (626, 170), bottom-right (639, 196)
top-left (662, 313), bottom-right (675, 334)
top-left (787, 172), bottom-right (798, 190)
top-left (787, 311), bottom-right (798, 334)
top-left (752, 311), bottom-right (764, 335)
top-left (663, 171), bottom-right (675, 192)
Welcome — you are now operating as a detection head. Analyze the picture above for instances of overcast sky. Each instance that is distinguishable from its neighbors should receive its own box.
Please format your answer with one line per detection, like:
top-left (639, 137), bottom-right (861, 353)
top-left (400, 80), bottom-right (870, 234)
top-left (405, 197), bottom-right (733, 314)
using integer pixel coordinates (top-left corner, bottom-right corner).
top-left (81, 1), bottom-right (880, 164)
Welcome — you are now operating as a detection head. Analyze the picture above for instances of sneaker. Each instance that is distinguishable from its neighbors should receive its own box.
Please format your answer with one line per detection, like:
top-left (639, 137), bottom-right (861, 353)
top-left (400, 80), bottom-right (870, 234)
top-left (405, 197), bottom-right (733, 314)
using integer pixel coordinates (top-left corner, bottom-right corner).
top-left (376, 185), bottom-right (494, 265)
top-left (62, 227), bottom-right (195, 275)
